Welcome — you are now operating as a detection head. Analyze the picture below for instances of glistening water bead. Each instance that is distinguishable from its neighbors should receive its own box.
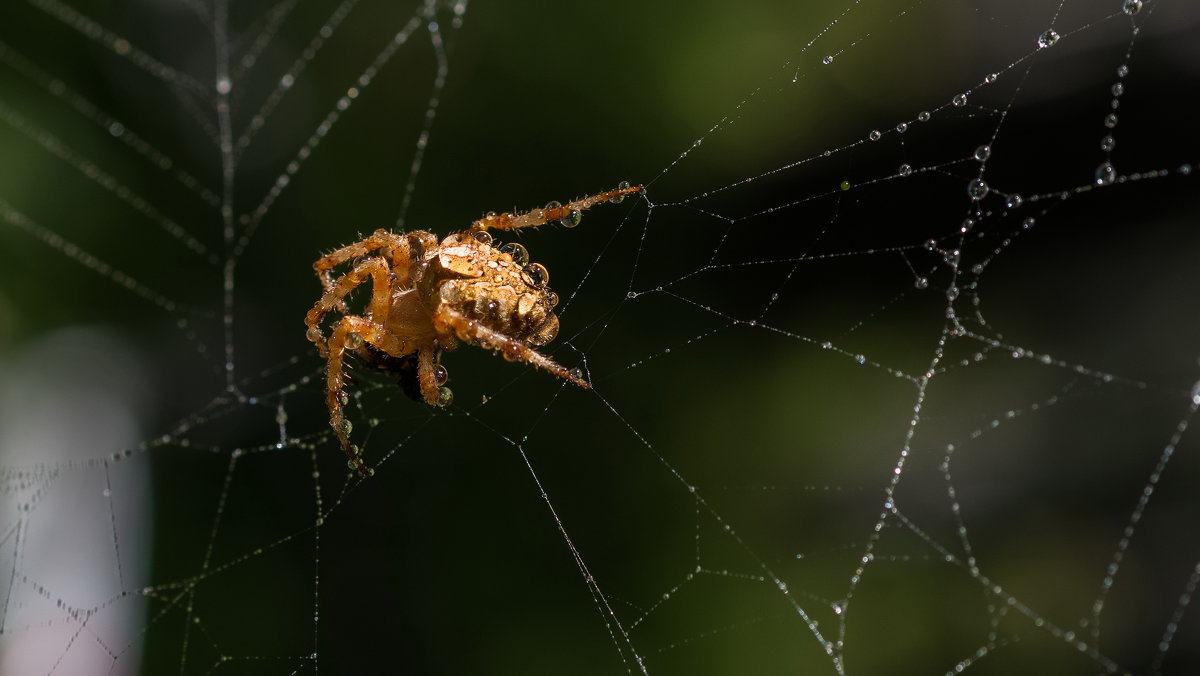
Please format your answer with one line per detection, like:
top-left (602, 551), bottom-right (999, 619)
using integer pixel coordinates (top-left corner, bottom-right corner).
top-left (973, 145), bottom-right (991, 161)
top-left (1037, 29), bottom-right (1060, 49)
top-left (1122, 0), bottom-right (1143, 15)
top-left (1006, 194), bottom-right (1023, 209)
top-left (952, 93), bottom-right (968, 107)
top-left (1095, 162), bottom-right (1117, 186)
top-left (967, 179), bottom-right (989, 200)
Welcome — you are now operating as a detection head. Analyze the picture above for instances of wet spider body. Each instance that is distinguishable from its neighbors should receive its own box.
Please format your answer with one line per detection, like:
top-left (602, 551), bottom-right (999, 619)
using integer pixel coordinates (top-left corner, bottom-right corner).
top-left (305, 182), bottom-right (642, 476)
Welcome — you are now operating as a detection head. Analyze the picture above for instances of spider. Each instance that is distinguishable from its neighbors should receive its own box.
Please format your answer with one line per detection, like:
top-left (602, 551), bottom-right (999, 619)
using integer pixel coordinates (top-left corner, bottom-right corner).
top-left (305, 181), bottom-right (643, 476)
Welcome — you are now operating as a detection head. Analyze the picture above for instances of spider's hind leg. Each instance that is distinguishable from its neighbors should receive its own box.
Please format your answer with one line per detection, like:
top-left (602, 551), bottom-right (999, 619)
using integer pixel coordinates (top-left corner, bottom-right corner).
top-left (431, 304), bottom-right (589, 390)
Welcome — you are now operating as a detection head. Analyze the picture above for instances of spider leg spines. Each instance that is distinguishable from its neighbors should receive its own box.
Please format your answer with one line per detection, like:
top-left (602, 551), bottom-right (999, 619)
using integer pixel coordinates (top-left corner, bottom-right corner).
top-left (432, 304), bottom-right (589, 390)
top-left (324, 316), bottom-right (407, 476)
top-left (471, 182), bottom-right (643, 232)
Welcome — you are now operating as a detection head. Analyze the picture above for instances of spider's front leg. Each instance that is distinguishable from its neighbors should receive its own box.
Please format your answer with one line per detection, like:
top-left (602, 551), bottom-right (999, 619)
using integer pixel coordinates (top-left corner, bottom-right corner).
top-left (305, 257), bottom-right (393, 355)
top-left (432, 304), bottom-right (589, 390)
top-left (470, 182), bottom-right (643, 233)
top-left (324, 316), bottom-right (406, 477)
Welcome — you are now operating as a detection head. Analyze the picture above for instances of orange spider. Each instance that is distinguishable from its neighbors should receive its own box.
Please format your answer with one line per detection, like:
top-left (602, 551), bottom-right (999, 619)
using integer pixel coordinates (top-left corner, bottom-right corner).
top-left (305, 182), bottom-right (643, 476)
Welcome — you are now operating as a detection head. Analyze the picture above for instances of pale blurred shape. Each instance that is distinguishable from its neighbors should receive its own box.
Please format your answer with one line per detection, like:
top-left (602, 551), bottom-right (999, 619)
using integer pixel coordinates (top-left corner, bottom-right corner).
top-left (0, 327), bottom-right (152, 675)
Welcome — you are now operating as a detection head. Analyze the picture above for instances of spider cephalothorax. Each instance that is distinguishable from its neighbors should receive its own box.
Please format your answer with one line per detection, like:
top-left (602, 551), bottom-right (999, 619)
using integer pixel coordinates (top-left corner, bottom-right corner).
top-left (305, 182), bottom-right (642, 475)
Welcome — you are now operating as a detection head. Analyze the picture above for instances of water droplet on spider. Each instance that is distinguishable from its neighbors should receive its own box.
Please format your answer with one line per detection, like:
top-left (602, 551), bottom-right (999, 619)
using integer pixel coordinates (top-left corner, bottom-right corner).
top-left (967, 178), bottom-right (990, 200)
top-left (898, 163), bottom-right (912, 177)
top-left (1104, 113), bottom-right (1119, 128)
top-left (1005, 193), bottom-right (1023, 209)
top-left (472, 230), bottom-right (492, 245)
top-left (344, 332), bottom-right (364, 349)
top-left (1100, 135), bottom-right (1116, 152)
top-left (914, 276), bottom-right (929, 290)
top-left (960, 218), bottom-right (975, 233)
top-left (952, 92), bottom-right (968, 107)
top-left (609, 181), bottom-right (632, 203)
top-left (917, 111), bottom-right (931, 122)
top-left (524, 262), bottom-right (549, 287)
top-left (558, 209), bottom-right (582, 228)
top-left (1036, 29), bottom-right (1060, 49)
top-left (340, 420), bottom-right (353, 436)
top-left (822, 55), bottom-right (834, 65)
top-left (1122, 0), bottom-right (1143, 15)
top-left (1095, 162), bottom-right (1117, 186)
top-left (895, 122), bottom-right (908, 133)
top-left (432, 363), bottom-right (449, 386)
top-left (567, 367), bottom-right (584, 381)
top-left (436, 386), bottom-right (453, 407)
top-left (337, 391), bottom-right (350, 406)
top-left (869, 129), bottom-right (882, 141)
top-left (499, 242), bottom-right (529, 264)
top-left (973, 145), bottom-right (991, 162)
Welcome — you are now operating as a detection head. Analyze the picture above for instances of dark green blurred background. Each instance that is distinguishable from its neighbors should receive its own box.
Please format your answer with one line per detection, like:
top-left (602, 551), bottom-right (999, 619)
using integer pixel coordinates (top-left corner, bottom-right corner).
top-left (2, 1), bottom-right (1200, 674)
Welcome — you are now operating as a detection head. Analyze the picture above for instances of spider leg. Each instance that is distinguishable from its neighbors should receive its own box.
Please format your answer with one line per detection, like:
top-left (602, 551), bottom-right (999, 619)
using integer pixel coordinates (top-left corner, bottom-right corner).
top-left (470, 183), bottom-right (643, 232)
top-left (416, 347), bottom-right (445, 406)
top-left (432, 303), bottom-right (589, 390)
top-left (324, 315), bottom-right (407, 476)
top-left (305, 257), bottom-right (393, 355)
top-left (313, 228), bottom-right (413, 287)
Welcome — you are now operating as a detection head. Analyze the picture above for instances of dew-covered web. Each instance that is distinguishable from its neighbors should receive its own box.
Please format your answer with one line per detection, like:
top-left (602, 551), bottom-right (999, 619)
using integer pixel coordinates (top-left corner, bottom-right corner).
top-left (2, 0), bottom-right (1200, 674)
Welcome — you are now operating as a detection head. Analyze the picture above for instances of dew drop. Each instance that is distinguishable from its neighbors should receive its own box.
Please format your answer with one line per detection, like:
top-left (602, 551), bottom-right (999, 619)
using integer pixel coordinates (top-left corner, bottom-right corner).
top-left (433, 363), bottom-right (449, 386)
top-left (436, 386), bottom-right (454, 407)
top-left (967, 178), bottom-right (990, 201)
top-left (1100, 134), bottom-right (1116, 152)
top-left (914, 276), bottom-right (929, 290)
top-left (1111, 82), bottom-right (1125, 97)
top-left (839, 180), bottom-right (851, 191)
top-left (1116, 64), bottom-right (1129, 78)
top-left (567, 367), bottom-right (584, 381)
top-left (983, 72), bottom-right (998, 84)
top-left (499, 242), bottom-right (530, 264)
top-left (1005, 193), bottom-right (1023, 209)
top-left (609, 180), bottom-right (632, 203)
top-left (1104, 113), bottom-right (1119, 129)
top-left (895, 122), bottom-right (908, 133)
top-left (898, 163), bottom-right (912, 177)
top-left (558, 209), bottom-right (582, 228)
top-left (1122, 0), bottom-right (1143, 15)
top-left (1036, 29), bottom-right (1060, 49)
top-left (345, 332), bottom-right (364, 350)
top-left (960, 218), bottom-right (975, 233)
top-left (1022, 217), bottom-right (1036, 229)
top-left (924, 238), bottom-right (938, 251)
top-left (917, 111), bottom-right (931, 122)
top-left (1095, 162), bottom-right (1117, 186)
top-left (952, 93), bottom-right (968, 107)
top-left (869, 129), bottom-right (882, 141)
top-left (472, 230), bottom-right (493, 245)
top-left (973, 145), bottom-right (991, 161)
top-left (215, 77), bottom-right (232, 94)
top-left (822, 55), bottom-right (834, 65)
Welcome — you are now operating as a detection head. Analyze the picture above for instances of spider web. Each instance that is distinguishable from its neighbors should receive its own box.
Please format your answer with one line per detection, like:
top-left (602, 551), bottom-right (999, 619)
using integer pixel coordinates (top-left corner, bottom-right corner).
top-left (2, 0), bottom-right (1199, 674)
